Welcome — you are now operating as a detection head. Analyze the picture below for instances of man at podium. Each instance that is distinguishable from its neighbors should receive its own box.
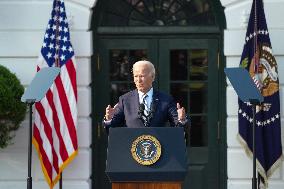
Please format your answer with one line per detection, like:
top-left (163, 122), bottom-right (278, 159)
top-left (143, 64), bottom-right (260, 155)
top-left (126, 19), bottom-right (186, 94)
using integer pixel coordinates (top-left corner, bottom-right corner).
top-left (103, 60), bottom-right (189, 128)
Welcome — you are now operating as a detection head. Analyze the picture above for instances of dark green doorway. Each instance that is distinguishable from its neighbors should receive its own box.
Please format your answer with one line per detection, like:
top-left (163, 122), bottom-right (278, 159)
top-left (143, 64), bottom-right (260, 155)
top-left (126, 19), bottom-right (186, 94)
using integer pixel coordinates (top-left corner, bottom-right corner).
top-left (93, 36), bottom-right (223, 189)
top-left (91, 0), bottom-right (226, 189)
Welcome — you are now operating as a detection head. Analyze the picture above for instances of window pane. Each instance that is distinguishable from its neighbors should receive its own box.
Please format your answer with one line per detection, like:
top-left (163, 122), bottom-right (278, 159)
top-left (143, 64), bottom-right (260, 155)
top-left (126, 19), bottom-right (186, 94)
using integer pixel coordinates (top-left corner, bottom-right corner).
top-left (170, 83), bottom-right (188, 110)
top-left (189, 49), bottom-right (208, 80)
top-left (170, 50), bottom-right (188, 81)
top-left (101, 0), bottom-right (216, 26)
top-left (110, 83), bottom-right (135, 105)
top-left (109, 49), bottom-right (147, 81)
top-left (190, 82), bottom-right (207, 114)
top-left (190, 116), bottom-right (207, 147)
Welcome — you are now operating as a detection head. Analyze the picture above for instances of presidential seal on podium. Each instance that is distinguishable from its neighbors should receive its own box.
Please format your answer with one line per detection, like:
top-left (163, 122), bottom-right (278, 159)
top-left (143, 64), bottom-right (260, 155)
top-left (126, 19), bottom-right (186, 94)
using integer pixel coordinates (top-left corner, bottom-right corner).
top-left (131, 135), bottom-right (161, 166)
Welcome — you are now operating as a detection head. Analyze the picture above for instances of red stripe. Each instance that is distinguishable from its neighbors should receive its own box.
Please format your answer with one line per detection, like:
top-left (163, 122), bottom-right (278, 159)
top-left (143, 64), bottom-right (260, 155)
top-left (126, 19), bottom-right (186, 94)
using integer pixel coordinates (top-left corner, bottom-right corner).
top-left (65, 59), bottom-right (77, 101)
top-left (35, 102), bottom-right (60, 172)
top-left (55, 76), bottom-right (78, 150)
top-left (33, 125), bottom-right (53, 181)
top-left (35, 103), bottom-right (53, 146)
top-left (45, 90), bottom-right (69, 162)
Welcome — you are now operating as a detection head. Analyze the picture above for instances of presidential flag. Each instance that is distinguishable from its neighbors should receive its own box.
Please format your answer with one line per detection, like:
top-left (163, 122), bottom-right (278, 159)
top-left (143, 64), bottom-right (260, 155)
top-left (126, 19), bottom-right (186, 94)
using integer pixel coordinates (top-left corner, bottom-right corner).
top-left (238, 0), bottom-right (283, 187)
top-left (33, 0), bottom-right (78, 188)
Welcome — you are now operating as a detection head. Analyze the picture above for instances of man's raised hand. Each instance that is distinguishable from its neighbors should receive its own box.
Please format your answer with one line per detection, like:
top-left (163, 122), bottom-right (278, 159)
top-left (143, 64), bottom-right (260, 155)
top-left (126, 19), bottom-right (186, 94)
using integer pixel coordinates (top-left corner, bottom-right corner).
top-left (105, 104), bottom-right (118, 121)
top-left (177, 103), bottom-right (186, 122)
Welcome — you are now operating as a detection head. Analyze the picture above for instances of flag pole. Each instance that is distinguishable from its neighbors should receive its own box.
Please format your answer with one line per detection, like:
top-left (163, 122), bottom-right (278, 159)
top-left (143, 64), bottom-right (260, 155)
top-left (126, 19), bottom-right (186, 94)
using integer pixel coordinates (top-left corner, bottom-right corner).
top-left (252, 0), bottom-right (258, 189)
top-left (55, 1), bottom-right (63, 189)
top-left (60, 173), bottom-right (63, 189)
top-left (250, 99), bottom-right (258, 189)
top-left (27, 101), bottom-right (34, 189)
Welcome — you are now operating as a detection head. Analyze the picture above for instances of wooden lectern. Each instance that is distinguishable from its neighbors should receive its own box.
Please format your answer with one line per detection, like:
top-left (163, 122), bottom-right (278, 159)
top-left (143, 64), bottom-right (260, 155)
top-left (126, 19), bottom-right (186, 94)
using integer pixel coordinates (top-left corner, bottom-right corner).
top-left (105, 127), bottom-right (187, 189)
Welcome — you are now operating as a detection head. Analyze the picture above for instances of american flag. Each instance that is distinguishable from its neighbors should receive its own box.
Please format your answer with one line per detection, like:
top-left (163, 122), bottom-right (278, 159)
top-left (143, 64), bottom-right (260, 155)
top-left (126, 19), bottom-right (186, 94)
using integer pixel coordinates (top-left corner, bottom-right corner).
top-left (238, 0), bottom-right (283, 188)
top-left (32, 0), bottom-right (78, 188)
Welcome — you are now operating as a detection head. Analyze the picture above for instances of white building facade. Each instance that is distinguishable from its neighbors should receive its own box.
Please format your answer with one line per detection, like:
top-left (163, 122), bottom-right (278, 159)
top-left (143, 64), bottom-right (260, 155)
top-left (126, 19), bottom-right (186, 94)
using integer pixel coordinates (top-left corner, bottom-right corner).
top-left (0, 0), bottom-right (283, 189)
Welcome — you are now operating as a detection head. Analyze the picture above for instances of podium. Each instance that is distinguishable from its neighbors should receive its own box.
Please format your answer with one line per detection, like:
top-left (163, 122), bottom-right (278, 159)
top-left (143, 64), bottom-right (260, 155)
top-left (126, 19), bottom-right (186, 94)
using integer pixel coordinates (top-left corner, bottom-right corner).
top-left (224, 67), bottom-right (264, 189)
top-left (21, 67), bottom-right (60, 189)
top-left (105, 127), bottom-right (187, 189)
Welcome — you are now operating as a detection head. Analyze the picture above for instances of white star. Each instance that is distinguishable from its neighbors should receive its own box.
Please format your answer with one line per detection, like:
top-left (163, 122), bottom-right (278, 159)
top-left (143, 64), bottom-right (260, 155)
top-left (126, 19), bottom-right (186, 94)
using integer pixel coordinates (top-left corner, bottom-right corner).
top-left (52, 25), bottom-right (57, 31)
top-left (57, 36), bottom-right (61, 41)
top-left (59, 17), bottom-right (63, 23)
top-left (64, 27), bottom-right (68, 33)
top-left (62, 36), bottom-right (68, 42)
top-left (64, 18), bottom-right (68, 24)
top-left (249, 118), bottom-right (253, 123)
top-left (267, 119), bottom-right (271, 124)
top-left (253, 32), bottom-right (256, 36)
top-left (239, 109), bottom-right (242, 113)
top-left (42, 42), bottom-right (47, 48)
top-left (257, 121), bottom-right (262, 126)
top-left (275, 114), bottom-right (279, 119)
top-left (250, 34), bottom-right (253, 38)
top-left (54, 54), bottom-right (59, 59)
top-left (55, 45), bottom-right (60, 50)
top-left (47, 52), bottom-right (52, 59)
top-left (246, 37), bottom-right (250, 41)
top-left (242, 112), bottom-right (247, 117)
top-left (50, 34), bottom-right (55, 40)
top-left (62, 45), bottom-right (67, 51)
top-left (59, 26), bottom-right (62, 32)
top-left (271, 117), bottom-right (275, 122)
top-left (47, 24), bottom-right (51, 29)
top-left (44, 33), bottom-right (49, 39)
top-left (54, 6), bottom-right (60, 12)
top-left (60, 7), bottom-right (64, 13)
top-left (265, 30), bottom-right (269, 35)
top-left (68, 46), bottom-right (73, 53)
top-left (261, 30), bottom-right (265, 34)
top-left (49, 43), bottom-right (54, 49)
top-left (60, 55), bottom-right (65, 61)
top-left (53, 15), bottom-right (58, 21)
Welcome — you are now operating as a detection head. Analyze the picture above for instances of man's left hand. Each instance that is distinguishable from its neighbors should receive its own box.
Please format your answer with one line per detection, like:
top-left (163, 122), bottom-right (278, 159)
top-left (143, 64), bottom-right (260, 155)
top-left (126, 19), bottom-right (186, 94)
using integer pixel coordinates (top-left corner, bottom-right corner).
top-left (177, 103), bottom-right (186, 122)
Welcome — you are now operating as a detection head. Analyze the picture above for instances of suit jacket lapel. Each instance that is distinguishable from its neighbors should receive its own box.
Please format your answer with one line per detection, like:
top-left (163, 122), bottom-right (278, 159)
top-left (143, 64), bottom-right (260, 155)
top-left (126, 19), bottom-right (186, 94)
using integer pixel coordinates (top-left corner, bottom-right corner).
top-left (149, 90), bottom-right (159, 124)
top-left (133, 89), bottom-right (139, 117)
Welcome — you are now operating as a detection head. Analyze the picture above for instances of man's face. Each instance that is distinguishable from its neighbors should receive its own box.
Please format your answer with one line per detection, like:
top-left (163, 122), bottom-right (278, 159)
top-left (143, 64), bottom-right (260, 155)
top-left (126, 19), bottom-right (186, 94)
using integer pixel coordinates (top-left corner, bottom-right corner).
top-left (133, 64), bottom-right (154, 93)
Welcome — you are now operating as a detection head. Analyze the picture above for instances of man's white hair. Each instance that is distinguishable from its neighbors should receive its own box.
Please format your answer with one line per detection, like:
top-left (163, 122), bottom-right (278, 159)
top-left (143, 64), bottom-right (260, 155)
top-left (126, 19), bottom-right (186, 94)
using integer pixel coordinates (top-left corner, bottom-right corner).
top-left (133, 60), bottom-right (155, 77)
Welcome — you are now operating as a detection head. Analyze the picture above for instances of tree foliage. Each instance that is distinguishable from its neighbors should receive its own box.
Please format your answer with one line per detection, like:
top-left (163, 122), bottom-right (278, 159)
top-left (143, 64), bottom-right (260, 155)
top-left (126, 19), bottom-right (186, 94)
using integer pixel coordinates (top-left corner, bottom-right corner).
top-left (0, 65), bottom-right (27, 148)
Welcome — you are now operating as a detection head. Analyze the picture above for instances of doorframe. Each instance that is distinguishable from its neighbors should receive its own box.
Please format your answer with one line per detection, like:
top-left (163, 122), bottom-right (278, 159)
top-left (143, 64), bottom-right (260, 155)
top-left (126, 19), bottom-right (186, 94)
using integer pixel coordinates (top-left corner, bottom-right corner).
top-left (90, 1), bottom-right (227, 188)
top-left (91, 32), bottom-right (227, 189)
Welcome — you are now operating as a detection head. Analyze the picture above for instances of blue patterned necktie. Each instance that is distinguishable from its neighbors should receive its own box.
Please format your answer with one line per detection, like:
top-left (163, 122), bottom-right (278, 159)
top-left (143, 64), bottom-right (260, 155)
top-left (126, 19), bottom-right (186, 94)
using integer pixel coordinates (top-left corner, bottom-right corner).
top-left (141, 94), bottom-right (149, 126)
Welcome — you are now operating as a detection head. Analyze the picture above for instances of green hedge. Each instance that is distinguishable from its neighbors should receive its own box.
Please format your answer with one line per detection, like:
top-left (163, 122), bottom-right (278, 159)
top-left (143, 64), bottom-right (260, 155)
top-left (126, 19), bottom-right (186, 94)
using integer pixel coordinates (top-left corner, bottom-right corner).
top-left (0, 65), bottom-right (27, 148)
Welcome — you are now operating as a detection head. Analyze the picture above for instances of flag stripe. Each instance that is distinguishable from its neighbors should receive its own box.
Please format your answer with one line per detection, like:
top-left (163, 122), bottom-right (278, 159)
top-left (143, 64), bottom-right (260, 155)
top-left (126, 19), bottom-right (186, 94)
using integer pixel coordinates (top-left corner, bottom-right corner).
top-left (65, 59), bottom-right (77, 101)
top-left (33, 1), bottom-right (78, 188)
top-left (52, 85), bottom-right (75, 156)
top-left (55, 76), bottom-right (78, 150)
top-left (35, 102), bottom-right (60, 172)
top-left (33, 125), bottom-right (53, 181)
top-left (60, 64), bottom-right (77, 125)
top-left (45, 89), bottom-right (69, 162)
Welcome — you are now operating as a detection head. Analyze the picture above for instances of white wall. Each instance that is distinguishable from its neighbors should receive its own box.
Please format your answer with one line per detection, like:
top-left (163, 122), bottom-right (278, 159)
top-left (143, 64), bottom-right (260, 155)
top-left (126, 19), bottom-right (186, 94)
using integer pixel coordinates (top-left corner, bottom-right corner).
top-left (1, 0), bottom-right (284, 189)
top-left (0, 0), bottom-right (96, 189)
top-left (221, 0), bottom-right (284, 188)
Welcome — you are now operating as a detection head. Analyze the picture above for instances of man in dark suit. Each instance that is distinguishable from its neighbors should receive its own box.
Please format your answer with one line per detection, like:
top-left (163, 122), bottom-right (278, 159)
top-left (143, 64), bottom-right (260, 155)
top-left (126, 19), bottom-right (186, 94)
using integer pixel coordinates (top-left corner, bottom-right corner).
top-left (103, 60), bottom-right (188, 128)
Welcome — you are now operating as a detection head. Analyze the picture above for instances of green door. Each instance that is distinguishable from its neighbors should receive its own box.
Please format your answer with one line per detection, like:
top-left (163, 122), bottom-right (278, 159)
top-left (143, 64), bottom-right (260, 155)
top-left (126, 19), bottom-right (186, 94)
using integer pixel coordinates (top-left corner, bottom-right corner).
top-left (93, 37), bottom-right (221, 189)
top-left (159, 38), bottom-right (220, 189)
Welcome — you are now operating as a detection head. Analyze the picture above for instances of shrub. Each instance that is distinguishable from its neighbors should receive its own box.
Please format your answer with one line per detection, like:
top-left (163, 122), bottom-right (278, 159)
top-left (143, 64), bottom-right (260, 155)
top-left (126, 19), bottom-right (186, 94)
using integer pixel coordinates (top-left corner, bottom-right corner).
top-left (0, 65), bottom-right (27, 148)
